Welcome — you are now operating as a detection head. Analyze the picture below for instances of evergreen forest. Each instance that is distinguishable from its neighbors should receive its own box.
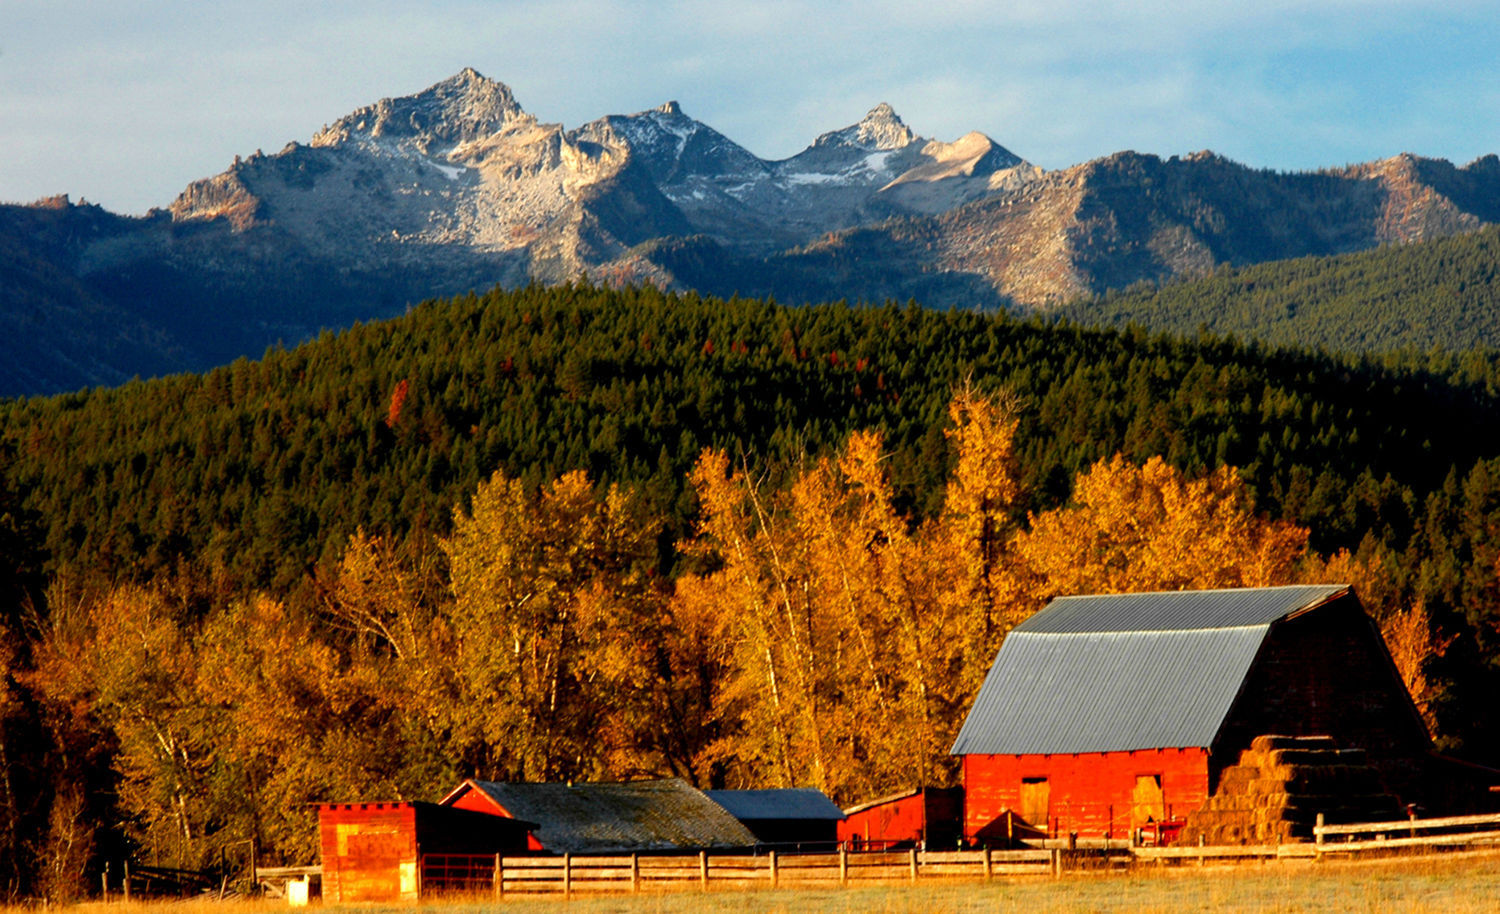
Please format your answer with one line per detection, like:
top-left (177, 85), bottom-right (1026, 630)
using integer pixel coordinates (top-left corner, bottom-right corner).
top-left (1061, 224), bottom-right (1500, 353)
top-left (2, 283), bottom-right (1500, 900)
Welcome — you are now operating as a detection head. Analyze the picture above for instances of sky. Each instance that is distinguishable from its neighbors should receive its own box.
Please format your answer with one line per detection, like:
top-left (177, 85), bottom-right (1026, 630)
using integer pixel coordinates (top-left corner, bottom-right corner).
top-left (3, 0), bottom-right (1498, 215)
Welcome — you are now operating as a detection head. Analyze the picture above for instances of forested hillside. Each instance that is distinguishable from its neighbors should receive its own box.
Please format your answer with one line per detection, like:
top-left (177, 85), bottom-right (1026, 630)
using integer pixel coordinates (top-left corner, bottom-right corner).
top-left (2, 284), bottom-right (1500, 900)
top-left (1061, 224), bottom-right (1500, 352)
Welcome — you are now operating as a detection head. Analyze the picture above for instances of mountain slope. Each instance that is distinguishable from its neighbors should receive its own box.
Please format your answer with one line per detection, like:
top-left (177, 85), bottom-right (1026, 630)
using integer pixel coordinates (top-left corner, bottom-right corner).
top-left (5, 68), bottom-right (1500, 396)
top-left (1058, 223), bottom-right (1500, 353)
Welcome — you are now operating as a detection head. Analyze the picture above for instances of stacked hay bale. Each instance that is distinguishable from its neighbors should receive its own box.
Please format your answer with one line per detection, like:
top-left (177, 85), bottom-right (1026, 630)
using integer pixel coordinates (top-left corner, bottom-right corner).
top-left (1178, 735), bottom-right (1402, 845)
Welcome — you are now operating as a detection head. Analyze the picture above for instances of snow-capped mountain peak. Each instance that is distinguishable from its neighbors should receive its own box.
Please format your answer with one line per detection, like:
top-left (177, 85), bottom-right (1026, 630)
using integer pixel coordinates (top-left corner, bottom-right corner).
top-left (812, 102), bottom-right (918, 151)
top-left (311, 68), bottom-right (524, 152)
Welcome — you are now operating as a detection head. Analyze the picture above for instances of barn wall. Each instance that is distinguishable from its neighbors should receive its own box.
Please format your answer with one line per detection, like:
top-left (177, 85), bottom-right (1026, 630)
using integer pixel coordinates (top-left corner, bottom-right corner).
top-left (838, 793), bottom-right (926, 850)
top-left (319, 804), bottom-right (419, 903)
top-left (838, 789), bottom-right (965, 850)
top-left (1214, 601), bottom-right (1431, 800)
top-left (962, 748), bottom-right (1210, 842)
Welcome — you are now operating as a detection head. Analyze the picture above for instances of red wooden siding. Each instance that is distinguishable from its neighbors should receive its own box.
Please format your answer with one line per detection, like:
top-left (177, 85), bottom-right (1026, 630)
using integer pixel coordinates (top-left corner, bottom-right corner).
top-left (838, 788), bottom-right (963, 850)
top-left (839, 792), bottom-right (925, 850)
top-left (962, 748), bottom-right (1210, 843)
top-left (319, 803), bottom-right (419, 903)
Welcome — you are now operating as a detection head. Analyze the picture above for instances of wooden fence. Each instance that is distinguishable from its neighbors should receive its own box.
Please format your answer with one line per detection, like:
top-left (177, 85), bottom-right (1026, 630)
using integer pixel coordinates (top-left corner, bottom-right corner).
top-left (1313, 811), bottom-right (1500, 855)
top-left (422, 849), bottom-right (1055, 897)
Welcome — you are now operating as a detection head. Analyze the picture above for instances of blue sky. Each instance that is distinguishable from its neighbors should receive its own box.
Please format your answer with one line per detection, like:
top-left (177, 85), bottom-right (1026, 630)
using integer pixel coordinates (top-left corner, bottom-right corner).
top-left (3, 1), bottom-right (1497, 214)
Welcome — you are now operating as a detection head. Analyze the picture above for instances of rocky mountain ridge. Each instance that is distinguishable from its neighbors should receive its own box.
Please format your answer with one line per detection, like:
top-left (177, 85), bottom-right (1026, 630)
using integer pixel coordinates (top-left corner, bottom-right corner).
top-left (4, 68), bottom-right (1500, 395)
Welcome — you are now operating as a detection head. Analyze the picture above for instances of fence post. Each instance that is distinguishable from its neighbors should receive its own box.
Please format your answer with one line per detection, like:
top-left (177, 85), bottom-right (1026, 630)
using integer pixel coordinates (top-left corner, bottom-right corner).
top-left (1049, 849), bottom-right (1061, 878)
top-left (909, 848), bottom-right (918, 882)
top-left (839, 848), bottom-right (848, 887)
top-left (1198, 834), bottom-right (1206, 867)
top-left (984, 847), bottom-right (993, 880)
top-left (1315, 813), bottom-right (1325, 860)
top-left (123, 862), bottom-right (131, 903)
top-left (769, 850), bottom-right (779, 888)
top-left (493, 853), bottom-right (503, 901)
top-left (563, 853), bottom-right (572, 899)
top-left (631, 853), bottom-right (640, 893)
top-left (699, 850), bottom-right (708, 889)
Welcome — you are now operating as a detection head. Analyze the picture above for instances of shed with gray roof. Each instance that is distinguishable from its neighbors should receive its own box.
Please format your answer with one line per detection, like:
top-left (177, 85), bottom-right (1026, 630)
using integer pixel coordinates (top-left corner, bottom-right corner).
top-left (704, 788), bottom-right (845, 848)
top-left (439, 778), bottom-right (756, 854)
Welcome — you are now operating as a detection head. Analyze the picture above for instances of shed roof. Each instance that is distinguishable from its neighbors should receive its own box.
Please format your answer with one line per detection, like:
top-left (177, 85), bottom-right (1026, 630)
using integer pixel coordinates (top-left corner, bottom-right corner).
top-left (704, 789), bottom-right (845, 822)
top-left (439, 778), bottom-right (755, 854)
top-left (950, 585), bottom-right (1351, 756)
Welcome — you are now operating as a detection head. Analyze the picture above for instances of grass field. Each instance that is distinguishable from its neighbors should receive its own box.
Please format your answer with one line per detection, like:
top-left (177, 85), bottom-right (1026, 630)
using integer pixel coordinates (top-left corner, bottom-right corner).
top-left (59, 850), bottom-right (1500, 914)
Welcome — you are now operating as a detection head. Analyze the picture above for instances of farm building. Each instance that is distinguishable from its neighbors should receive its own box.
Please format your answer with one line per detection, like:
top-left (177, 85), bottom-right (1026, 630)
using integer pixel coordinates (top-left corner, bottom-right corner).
top-left (439, 777), bottom-right (757, 854)
top-left (950, 584), bottom-right (1486, 846)
top-left (704, 788), bottom-right (845, 848)
top-left (317, 801), bottom-right (534, 903)
top-left (837, 787), bottom-right (964, 850)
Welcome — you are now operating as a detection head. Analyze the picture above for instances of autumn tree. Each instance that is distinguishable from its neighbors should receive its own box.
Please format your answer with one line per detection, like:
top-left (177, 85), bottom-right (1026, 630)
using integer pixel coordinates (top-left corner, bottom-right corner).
top-left (441, 469), bottom-right (668, 782)
top-left (29, 584), bottom-right (209, 871)
top-left (677, 390), bottom-right (1029, 801)
top-left (1017, 454), bottom-right (1310, 599)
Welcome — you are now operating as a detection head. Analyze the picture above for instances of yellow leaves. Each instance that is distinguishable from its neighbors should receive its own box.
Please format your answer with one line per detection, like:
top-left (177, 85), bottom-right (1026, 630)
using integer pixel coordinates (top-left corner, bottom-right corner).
top-left (1018, 454), bottom-right (1309, 598)
top-left (441, 467), bottom-right (664, 781)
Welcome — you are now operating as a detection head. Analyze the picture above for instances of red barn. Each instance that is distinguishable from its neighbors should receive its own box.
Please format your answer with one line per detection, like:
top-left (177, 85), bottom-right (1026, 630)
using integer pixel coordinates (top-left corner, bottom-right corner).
top-left (837, 787), bottom-right (964, 851)
top-left (317, 801), bottom-right (534, 903)
top-left (950, 585), bottom-right (1461, 845)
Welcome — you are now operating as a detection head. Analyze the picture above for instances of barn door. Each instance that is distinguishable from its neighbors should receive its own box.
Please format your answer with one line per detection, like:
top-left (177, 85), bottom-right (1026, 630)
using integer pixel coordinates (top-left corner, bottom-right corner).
top-left (1019, 777), bottom-right (1050, 831)
top-left (1132, 774), bottom-right (1165, 827)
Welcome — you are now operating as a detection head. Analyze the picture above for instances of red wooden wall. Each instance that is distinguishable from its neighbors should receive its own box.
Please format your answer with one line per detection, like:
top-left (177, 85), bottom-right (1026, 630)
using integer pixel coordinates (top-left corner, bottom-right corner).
top-left (839, 792), bottom-right (926, 850)
top-left (962, 747), bottom-right (1210, 843)
top-left (319, 803), bottom-right (419, 903)
top-left (838, 788), bottom-right (963, 850)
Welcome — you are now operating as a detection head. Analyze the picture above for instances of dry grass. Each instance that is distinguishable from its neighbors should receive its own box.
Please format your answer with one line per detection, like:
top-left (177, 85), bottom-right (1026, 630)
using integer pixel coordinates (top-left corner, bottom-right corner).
top-left (26, 850), bottom-right (1500, 914)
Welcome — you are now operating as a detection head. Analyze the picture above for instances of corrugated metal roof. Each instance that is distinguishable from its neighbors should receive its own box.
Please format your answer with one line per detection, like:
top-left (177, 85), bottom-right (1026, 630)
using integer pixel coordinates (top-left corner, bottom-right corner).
top-left (462, 779), bottom-right (756, 853)
top-left (704, 789), bottom-right (845, 821)
top-left (1019, 584), bottom-right (1348, 634)
top-left (950, 585), bottom-right (1351, 756)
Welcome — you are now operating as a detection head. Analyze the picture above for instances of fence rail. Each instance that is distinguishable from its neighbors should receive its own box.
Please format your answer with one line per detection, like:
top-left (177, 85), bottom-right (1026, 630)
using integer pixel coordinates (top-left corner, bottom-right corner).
top-left (423, 849), bottom-right (1055, 896)
top-left (1313, 811), bottom-right (1500, 856)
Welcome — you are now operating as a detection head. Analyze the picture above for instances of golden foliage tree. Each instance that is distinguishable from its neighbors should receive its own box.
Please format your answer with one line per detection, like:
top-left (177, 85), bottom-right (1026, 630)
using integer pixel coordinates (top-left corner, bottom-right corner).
top-left (441, 469), bottom-right (666, 781)
top-left (1017, 454), bottom-right (1310, 598)
top-left (29, 584), bottom-right (209, 869)
top-left (677, 390), bottom-right (1029, 801)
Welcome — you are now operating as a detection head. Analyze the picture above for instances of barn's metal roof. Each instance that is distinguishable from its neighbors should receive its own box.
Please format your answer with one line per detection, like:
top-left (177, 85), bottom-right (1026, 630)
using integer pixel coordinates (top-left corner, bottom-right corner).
top-left (1018, 585), bottom-right (1348, 634)
top-left (450, 779), bottom-right (756, 853)
top-left (704, 789), bottom-right (846, 822)
top-left (950, 585), bottom-right (1351, 756)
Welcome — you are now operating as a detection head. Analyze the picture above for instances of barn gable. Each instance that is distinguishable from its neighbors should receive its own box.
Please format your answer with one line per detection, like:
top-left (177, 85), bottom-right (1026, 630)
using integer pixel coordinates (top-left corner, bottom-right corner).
top-left (950, 584), bottom-right (1356, 757)
top-left (439, 778), bottom-right (756, 853)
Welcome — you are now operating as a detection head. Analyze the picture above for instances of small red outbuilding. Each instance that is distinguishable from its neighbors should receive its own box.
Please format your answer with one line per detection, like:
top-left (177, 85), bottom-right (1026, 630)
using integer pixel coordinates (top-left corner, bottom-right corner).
top-left (837, 787), bottom-right (963, 851)
top-left (317, 801), bottom-right (533, 903)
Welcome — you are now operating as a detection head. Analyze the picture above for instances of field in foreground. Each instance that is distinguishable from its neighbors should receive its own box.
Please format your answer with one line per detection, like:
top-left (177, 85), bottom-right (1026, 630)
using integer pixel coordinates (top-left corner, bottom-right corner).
top-left (54, 850), bottom-right (1500, 914)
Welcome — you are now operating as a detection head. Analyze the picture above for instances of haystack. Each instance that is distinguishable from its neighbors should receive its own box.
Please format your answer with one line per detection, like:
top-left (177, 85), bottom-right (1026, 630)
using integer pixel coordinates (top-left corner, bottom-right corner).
top-left (1178, 735), bottom-right (1401, 845)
